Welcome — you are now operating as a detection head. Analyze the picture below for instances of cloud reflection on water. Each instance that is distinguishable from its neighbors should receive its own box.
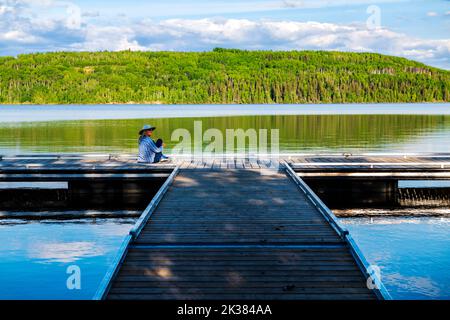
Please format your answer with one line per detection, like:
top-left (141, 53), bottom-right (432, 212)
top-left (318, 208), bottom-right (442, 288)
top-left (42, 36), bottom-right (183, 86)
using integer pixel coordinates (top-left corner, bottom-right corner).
top-left (28, 242), bottom-right (106, 263)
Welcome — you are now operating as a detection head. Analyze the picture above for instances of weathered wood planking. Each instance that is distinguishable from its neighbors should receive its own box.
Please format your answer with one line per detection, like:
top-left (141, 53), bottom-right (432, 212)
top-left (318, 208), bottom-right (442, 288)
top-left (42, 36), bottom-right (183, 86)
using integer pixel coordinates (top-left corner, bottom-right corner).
top-left (287, 155), bottom-right (450, 180)
top-left (108, 247), bottom-right (375, 300)
top-left (2, 154), bottom-right (450, 173)
top-left (134, 170), bottom-right (341, 245)
top-left (105, 168), bottom-right (377, 300)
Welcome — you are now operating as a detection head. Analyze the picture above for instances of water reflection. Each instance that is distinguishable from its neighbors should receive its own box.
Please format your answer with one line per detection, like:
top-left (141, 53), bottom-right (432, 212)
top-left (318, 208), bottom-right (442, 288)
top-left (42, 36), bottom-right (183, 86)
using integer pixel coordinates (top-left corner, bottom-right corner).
top-left (0, 218), bottom-right (134, 300)
top-left (0, 114), bottom-right (449, 154)
top-left (341, 217), bottom-right (450, 299)
top-left (28, 242), bottom-right (105, 264)
top-left (385, 273), bottom-right (442, 298)
top-left (1, 215), bottom-right (449, 299)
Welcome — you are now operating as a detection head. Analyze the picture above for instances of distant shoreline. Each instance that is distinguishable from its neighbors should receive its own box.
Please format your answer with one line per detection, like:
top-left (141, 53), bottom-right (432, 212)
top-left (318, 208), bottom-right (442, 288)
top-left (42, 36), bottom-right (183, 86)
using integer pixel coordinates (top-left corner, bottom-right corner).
top-left (1, 101), bottom-right (449, 106)
top-left (1, 103), bottom-right (450, 123)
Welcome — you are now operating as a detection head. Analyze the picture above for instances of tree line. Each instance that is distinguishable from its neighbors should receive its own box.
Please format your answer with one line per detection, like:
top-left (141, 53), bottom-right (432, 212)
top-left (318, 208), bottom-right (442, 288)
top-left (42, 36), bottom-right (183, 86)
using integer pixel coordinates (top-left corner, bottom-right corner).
top-left (0, 48), bottom-right (448, 104)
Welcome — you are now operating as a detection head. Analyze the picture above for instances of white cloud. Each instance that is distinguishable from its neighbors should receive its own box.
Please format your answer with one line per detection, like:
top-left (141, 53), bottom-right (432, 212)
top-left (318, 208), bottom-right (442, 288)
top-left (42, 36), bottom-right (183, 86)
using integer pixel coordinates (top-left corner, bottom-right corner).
top-left (128, 18), bottom-right (450, 68)
top-left (0, 0), bottom-right (448, 69)
top-left (70, 26), bottom-right (146, 51)
top-left (427, 11), bottom-right (438, 17)
top-left (0, 30), bottom-right (40, 43)
top-left (0, 5), bottom-right (15, 15)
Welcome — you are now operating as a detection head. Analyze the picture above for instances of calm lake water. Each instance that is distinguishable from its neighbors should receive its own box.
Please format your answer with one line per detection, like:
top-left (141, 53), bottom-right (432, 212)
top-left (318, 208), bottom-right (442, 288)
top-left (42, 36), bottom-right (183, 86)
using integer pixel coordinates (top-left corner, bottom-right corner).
top-left (342, 217), bottom-right (450, 300)
top-left (0, 218), bottom-right (134, 300)
top-left (0, 103), bottom-right (449, 154)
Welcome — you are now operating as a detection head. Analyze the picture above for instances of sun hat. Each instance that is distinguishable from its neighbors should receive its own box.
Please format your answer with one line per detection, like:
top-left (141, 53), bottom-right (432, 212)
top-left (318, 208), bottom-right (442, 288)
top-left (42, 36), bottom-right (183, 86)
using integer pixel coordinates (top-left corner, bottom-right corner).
top-left (139, 124), bottom-right (156, 135)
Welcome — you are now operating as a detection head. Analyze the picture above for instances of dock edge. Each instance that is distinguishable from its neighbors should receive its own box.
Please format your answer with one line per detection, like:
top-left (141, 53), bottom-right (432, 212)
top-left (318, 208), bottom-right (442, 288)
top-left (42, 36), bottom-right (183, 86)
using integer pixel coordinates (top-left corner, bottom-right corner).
top-left (92, 166), bottom-right (180, 300)
top-left (283, 161), bottom-right (392, 300)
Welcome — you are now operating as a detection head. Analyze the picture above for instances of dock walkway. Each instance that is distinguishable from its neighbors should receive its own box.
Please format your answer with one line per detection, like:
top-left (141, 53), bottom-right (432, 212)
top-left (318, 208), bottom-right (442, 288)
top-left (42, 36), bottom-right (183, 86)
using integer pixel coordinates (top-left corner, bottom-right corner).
top-left (96, 165), bottom-right (384, 300)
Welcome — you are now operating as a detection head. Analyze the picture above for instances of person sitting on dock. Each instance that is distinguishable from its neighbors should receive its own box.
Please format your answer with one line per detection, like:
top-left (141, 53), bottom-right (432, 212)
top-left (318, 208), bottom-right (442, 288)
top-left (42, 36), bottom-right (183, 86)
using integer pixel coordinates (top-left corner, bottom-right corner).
top-left (138, 125), bottom-right (169, 163)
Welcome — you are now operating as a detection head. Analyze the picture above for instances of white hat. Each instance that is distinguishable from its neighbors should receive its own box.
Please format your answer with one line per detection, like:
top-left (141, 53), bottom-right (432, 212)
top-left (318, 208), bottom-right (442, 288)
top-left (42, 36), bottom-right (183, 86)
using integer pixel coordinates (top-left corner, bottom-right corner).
top-left (139, 124), bottom-right (156, 135)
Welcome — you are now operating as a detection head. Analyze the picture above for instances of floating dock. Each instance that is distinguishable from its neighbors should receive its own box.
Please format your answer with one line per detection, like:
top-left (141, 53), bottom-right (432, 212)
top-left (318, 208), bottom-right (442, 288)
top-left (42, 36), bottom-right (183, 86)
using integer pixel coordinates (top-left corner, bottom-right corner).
top-left (2, 153), bottom-right (450, 300)
top-left (99, 167), bottom-right (384, 300)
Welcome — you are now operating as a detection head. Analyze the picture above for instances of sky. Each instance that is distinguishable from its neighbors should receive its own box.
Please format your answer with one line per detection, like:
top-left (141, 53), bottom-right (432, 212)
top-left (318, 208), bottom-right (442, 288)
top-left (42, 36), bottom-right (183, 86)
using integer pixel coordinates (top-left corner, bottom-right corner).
top-left (0, 0), bottom-right (449, 69)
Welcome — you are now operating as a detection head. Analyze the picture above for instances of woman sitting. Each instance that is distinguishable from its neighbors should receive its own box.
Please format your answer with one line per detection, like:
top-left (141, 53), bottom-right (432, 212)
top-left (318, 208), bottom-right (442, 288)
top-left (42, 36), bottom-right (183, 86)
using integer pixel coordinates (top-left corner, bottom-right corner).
top-left (137, 125), bottom-right (169, 163)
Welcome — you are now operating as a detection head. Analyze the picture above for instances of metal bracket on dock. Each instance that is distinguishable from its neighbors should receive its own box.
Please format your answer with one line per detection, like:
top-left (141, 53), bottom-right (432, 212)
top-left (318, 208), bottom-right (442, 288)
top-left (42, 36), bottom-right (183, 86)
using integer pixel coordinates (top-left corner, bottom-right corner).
top-left (283, 161), bottom-right (392, 300)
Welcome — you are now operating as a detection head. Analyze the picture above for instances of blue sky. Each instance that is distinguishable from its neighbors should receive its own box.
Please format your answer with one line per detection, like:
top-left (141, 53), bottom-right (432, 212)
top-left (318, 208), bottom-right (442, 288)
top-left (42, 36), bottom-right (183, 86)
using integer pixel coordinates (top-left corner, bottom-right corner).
top-left (0, 0), bottom-right (449, 68)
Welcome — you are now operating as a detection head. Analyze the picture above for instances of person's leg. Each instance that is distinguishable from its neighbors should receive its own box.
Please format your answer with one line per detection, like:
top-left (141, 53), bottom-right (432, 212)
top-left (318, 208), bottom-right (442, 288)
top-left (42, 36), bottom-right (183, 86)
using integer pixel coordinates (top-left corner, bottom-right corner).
top-left (154, 138), bottom-right (169, 160)
top-left (152, 139), bottom-right (163, 163)
top-left (153, 152), bottom-right (162, 163)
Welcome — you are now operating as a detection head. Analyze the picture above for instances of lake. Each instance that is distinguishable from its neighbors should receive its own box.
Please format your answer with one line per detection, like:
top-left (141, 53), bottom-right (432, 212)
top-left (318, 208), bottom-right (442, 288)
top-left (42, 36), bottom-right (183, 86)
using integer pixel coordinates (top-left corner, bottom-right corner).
top-left (342, 217), bottom-right (450, 300)
top-left (0, 216), bottom-right (448, 299)
top-left (0, 103), bottom-right (450, 154)
top-left (0, 103), bottom-right (449, 300)
top-left (0, 218), bottom-right (135, 300)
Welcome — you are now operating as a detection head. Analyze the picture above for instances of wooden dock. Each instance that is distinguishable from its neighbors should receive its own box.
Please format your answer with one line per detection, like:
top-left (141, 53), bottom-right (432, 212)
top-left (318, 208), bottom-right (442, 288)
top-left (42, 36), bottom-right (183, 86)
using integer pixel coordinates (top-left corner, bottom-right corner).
top-left (4, 153), bottom-right (450, 300)
top-left (54, 155), bottom-right (407, 300)
top-left (1, 153), bottom-right (449, 176)
top-left (98, 167), bottom-right (384, 300)
top-left (287, 154), bottom-right (450, 179)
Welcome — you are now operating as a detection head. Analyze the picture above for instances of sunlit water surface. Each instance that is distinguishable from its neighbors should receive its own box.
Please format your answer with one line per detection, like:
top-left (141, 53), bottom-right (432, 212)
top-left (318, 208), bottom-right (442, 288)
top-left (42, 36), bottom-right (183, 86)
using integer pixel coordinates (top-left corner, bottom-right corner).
top-left (0, 218), bottom-right (134, 300)
top-left (341, 217), bottom-right (450, 300)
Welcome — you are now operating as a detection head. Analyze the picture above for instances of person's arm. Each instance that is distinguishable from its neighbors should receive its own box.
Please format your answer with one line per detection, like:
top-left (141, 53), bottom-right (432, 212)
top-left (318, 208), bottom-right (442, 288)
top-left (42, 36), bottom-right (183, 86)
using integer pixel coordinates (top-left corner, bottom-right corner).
top-left (146, 138), bottom-right (163, 153)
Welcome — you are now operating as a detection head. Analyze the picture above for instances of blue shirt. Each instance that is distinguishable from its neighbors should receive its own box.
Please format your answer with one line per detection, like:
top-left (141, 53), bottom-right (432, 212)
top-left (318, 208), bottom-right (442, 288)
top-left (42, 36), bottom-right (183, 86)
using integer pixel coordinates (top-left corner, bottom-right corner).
top-left (138, 136), bottom-right (162, 163)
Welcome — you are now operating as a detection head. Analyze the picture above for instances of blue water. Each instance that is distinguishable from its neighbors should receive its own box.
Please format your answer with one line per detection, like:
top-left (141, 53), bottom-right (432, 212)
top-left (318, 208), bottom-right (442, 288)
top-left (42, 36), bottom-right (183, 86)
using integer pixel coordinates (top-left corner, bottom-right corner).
top-left (0, 218), bottom-right (134, 300)
top-left (342, 217), bottom-right (450, 300)
top-left (0, 216), bottom-right (448, 299)
top-left (399, 180), bottom-right (450, 188)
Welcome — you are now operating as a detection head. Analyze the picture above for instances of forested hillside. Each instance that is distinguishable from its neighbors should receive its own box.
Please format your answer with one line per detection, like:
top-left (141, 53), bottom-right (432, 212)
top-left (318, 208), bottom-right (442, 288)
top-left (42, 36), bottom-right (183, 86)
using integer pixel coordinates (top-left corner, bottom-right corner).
top-left (0, 49), bottom-right (449, 104)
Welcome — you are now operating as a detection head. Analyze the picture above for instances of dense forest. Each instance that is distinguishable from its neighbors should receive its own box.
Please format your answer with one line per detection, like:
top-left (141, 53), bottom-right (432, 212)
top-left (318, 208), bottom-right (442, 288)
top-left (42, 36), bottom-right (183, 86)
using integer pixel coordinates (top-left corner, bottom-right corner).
top-left (0, 49), bottom-right (449, 104)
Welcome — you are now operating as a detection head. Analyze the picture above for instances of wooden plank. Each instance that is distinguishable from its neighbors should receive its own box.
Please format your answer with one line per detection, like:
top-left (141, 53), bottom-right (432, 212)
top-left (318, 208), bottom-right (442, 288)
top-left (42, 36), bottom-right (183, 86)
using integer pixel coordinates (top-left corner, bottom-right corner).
top-left (115, 275), bottom-right (366, 282)
top-left (107, 293), bottom-right (376, 300)
top-left (106, 245), bottom-right (375, 299)
top-left (109, 287), bottom-right (372, 295)
top-left (93, 167), bottom-right (179, 300)
top-left (102, 167), bottom-right (377, 300)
